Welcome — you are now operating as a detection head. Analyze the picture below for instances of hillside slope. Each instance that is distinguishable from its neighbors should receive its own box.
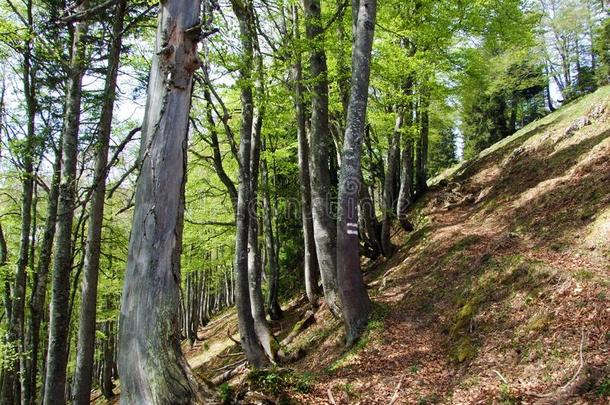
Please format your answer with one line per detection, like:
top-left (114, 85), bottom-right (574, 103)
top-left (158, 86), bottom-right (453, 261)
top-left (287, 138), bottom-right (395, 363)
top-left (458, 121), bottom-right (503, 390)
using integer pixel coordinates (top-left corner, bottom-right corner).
top-left (96, 87), bottom-right (610, 404)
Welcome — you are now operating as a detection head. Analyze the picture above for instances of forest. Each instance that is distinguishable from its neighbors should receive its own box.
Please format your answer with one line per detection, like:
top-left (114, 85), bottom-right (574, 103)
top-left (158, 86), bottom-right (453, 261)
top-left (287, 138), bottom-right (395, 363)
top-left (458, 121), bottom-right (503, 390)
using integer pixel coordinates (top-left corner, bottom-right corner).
top-left (0, 0), bottom-right (608, 403)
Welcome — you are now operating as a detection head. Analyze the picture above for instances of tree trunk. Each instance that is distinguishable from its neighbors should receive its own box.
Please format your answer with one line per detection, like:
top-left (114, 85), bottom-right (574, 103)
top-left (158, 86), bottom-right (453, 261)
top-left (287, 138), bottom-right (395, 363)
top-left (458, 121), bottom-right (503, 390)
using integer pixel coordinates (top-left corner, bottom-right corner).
top-left (2, 1), bottom-right (36, 401)
top-left (262, 142), bottom-right (282, 321)
top-left (303, 0), bottom-right (341, 317)
top-left (415, 89), bottom-right (429, 197)
top-left (117, 0), bottom-right (213, 402)
top-left (380, 112), bottom-right (402, 257)
top-left (25, 145), bottom-right (61, 405)
top-left (43, 3), bottom-right (89, 402)
top-left (72, 1), bottom-right (126, 403)
top-left (101, 320), bottom-right (115, 400)
top-left (336, 0), bottom-right (376, 347)
top-left (292, 4), bottom-right (320, 308)
top-left (247, 45), bottom-right (275, 360)
top-left (230, 0), bottom-right (270, 369)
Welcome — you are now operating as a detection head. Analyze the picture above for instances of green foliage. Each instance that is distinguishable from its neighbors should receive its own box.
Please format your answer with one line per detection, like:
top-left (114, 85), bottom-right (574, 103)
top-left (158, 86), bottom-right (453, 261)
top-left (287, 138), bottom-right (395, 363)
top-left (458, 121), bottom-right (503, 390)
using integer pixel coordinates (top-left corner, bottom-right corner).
top-left (247, 367), bottom-right (313, 397)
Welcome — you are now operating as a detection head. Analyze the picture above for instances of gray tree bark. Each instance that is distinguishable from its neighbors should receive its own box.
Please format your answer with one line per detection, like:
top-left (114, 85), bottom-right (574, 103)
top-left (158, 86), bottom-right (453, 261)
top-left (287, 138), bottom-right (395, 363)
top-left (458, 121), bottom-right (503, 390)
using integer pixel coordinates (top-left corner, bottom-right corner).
top-left (303, 0), bottom-right (341, 317)
top-left (117, 0), bottom-right (214, 402)
top-left (415, 89), bottom-right (429, 196)
top-left (230, 0), bottom-right (270, 369)
top-left (43, 3), bottom-right (89, 402)
top-left (292, 4), bottom-right (320, 308)
top-left (336, 0), bottom-right (376, 347)
top-left (25, 145), bottom-right (61, 405)
top-left (72, 1), bottom-right (126, 402)
top-left (380, 112), bottom-right (402, 257)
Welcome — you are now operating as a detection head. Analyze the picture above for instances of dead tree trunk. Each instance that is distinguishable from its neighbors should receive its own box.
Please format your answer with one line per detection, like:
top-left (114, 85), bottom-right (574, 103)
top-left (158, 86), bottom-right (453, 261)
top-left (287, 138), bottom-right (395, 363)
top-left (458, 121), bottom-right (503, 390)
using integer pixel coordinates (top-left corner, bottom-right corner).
top-left (117, 0), bottom-right (215, 403)
top-left (336, 0), bottom-right (376, 347)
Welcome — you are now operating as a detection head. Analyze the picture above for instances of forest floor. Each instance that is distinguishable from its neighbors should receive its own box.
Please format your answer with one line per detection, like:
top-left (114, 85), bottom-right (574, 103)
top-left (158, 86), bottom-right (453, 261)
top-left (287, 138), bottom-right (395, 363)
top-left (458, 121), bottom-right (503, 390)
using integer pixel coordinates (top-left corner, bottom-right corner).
top-left (95, 86), bottom-right (610, 404)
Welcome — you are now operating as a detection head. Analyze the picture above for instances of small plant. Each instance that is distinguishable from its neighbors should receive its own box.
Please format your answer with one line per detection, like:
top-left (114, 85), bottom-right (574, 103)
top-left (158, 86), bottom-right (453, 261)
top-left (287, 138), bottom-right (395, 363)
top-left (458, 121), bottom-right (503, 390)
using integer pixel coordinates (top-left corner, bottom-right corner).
top-left (597, 376), bottom-right (610, 397)
top-left (247, 367), bottom-right (313, 397)
top-left (218, 383), bottom-right (233, 404)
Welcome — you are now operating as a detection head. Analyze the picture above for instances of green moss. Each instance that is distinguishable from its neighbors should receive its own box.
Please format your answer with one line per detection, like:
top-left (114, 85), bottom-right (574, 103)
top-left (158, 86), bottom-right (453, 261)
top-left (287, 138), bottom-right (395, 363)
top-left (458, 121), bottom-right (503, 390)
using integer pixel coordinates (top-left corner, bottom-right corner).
top-left (452, 336), bottom-right (477, 363)
top-left (525, 312), bottom-right (551, 332)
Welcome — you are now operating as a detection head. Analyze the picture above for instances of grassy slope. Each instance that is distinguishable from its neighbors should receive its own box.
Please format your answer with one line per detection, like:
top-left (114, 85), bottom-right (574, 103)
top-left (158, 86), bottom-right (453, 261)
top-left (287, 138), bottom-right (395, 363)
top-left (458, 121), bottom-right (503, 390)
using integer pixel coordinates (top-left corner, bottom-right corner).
top-left (124, 86), bottom-right (610, 404)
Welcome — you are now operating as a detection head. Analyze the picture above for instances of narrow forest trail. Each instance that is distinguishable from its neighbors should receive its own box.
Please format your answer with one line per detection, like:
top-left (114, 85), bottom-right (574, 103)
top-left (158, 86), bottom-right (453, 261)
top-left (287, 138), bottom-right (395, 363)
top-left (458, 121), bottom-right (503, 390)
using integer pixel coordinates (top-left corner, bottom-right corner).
top-left (190, 86), bottom-right (610, 404)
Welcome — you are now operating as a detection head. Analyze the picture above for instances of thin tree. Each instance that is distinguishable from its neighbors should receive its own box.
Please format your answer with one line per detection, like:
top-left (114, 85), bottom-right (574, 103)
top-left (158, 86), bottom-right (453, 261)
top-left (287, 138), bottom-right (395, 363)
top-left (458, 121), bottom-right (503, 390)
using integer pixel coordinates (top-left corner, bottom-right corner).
top-left (72, 0), bottom-right (127, 403)
top-left (43, 1), bottom-right (89, 402)
top-left (336, 0), bottom-right (376, 346)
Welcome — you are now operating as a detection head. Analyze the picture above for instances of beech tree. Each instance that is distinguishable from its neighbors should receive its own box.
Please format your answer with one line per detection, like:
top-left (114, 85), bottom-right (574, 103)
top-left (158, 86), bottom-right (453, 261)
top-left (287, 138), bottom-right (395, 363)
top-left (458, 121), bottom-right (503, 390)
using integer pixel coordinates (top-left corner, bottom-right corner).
top-left (336, 0), bottom-right (377, 346)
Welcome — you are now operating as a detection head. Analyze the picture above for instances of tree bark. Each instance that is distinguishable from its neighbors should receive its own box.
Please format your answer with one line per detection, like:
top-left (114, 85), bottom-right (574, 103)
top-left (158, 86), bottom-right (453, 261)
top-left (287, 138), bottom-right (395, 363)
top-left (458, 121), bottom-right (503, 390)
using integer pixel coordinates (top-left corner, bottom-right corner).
top-left (262, 142), bottom-right (282, 321)
top-left (380, 112), bottom-right (402, 257)
top-left (43, 2), bottom-right (89, 402)
top-left (415, 89), bottom-right (429, 197)
top-left (292, 5), bottom-right (320, 308)
top-left (230, 0), bottom-right (270, 369)
top-left (247, 42), bottom-right (275, 361)
top-left (303, 0), bottom-right (341, 317)
top-left (336, 0), bottom-right (376, 347)
top-left (72, 1), bottom-right (126, 403)
top-left (25, 145), bottom-right (61, 405)
top-left (117, 0), bottom-right (212, 402)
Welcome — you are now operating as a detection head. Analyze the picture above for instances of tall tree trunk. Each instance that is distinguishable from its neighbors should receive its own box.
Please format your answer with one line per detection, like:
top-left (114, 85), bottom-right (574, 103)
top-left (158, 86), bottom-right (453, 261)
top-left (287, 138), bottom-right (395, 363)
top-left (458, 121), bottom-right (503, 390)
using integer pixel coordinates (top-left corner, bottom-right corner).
top-left (230, 0), bottom-right (270, 368)
top-left (303, 0), bottom-right (341, 317)
top-left (415, 89), bottom-right (429, 197)
top-left (117, 0), bottom-right (213, 402)
top-left (3, 0), bottom-right (36, 401)
top-left (292, 5), bottom-right (320, 308)
top-left (72, 1), bottom-right (126, 403)
top-left (262, 141), bottom-right (282, 321)
top-left (380, 112), bottom-right (402, 257)
top-left (247, 41), bottom-right (275, 360)
top-left (336, 0), bottom-right (376, 347)
top-left (43, 3), bottom-right (89, 402)
top-left (25, 145), bottom-right (61, 405)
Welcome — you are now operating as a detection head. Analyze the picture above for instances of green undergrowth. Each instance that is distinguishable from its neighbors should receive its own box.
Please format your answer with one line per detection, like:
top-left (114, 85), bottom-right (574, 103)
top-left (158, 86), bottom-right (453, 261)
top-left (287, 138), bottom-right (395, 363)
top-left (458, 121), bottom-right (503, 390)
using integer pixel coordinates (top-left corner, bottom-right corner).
top-left (325, 302), bottom-right (389, 374)
top-left (448, 255), bottom-right (552, 363)
top-left (246, 367), bottom-right (313, 403)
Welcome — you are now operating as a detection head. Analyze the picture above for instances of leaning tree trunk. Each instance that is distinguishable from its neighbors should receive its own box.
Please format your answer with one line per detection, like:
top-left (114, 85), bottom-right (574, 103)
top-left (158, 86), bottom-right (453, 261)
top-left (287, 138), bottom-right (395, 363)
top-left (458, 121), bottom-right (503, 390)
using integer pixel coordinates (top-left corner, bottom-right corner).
top-left (117, 0), bottom-right (216, 403)
top-left (303, 0), bottom-right (341, 317)
top-left (292, 4), bottom-right (320, 308)
top-left (72, 1), bottom-right (126, 403)
top-left (43, 3), bottom-right (89, 403)
top-left (380, 112), bottom-right (402, 257)
top-left (230, 0), bottom-right (270, 368)
top-left (336, 0), bottom-right (376, 347)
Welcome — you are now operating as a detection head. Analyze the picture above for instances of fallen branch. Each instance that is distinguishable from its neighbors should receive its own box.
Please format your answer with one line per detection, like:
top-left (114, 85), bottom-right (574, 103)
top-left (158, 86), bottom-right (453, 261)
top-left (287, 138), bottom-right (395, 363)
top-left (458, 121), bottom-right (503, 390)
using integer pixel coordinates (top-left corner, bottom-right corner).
top-left (227, 328), bottom-right (240, 345)
top-left (280, 310), bottom-right (315, 346)
top-left (493, 370), bottom-right (508, 385)
top-left (388, 375), bottom-right (405, 405)
top-left (211, 362), bottom-right (247, 385)
top-left (327, 388), bottom-right (337, 405)
top-left (213, 359), bottom-right (247, 373)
